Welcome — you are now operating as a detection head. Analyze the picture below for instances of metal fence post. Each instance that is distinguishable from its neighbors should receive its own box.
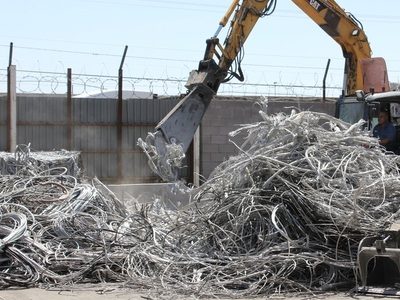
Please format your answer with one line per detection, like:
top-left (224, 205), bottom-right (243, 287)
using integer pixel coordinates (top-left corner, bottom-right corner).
top-left (117, 46), bottom-right (128, 181)
top-left (67, 68), bottom-right (73, 150)
top-left (323, 59), bottom-right (331, 102)
top-left (7, 64), bottom-right (17, 152)
top-left (117, 69), bottom-right (123, 180)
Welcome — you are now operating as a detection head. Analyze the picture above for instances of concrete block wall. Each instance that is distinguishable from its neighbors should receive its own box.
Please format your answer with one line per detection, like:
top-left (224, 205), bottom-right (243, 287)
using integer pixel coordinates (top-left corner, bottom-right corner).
top-left (1, 93), bottom-right (337, 183)
top-left (200, 97), bottom-right (337, 179)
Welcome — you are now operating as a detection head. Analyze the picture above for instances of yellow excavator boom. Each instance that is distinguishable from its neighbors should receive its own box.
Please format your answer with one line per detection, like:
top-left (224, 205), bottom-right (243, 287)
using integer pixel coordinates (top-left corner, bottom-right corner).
top-left (140, 0), bottom-right (386, 181)
top-left (292, 0), bottom-right (372, 95)
top-left (139, 0), bottom-right (272, 180)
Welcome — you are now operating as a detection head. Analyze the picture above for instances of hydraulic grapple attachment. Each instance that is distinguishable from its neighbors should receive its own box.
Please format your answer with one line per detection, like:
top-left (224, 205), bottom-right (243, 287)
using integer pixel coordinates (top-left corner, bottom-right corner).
top-left (358, 229), bottom-right (400, 294)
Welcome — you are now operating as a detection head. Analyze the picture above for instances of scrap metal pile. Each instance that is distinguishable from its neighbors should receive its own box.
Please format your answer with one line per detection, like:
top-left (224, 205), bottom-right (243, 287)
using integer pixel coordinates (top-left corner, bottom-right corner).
top-left (0, 145), bottom-right (81, 178)
top-left (1, 109), bottom-right (400, 297)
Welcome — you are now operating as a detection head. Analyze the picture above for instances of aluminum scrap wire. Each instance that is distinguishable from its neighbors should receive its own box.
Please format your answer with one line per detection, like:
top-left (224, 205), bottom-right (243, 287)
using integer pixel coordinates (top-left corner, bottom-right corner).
top-left (0, 148), bottom-right (150, 288)
top-left (186, 110), bottom-right (400, 294)
top-left (0, 144), bottom-right (81, 178)
top-left (2, 107), bottom-right (400, 298)
top-left (128, 108), bottom-right (400, 297)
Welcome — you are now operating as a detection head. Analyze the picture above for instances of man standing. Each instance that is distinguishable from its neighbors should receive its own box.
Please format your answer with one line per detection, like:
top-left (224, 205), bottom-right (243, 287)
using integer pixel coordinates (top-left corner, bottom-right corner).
top-left (373, 111), bottom-right (397, 151)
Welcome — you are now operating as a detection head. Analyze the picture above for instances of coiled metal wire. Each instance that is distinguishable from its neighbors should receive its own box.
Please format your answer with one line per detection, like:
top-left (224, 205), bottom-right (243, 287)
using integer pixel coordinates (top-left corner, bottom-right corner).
top-left (1, 109), bottom-right (400, 297)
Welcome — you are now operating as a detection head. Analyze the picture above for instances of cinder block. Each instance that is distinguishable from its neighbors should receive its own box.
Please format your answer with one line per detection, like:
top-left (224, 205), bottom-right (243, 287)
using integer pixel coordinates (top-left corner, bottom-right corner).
top-left (202, 144), bottom-right (219, 153)
top-left (211, 152), bottom-right (227, 163)
top-left (208, 118), bottom-right (232, 127)
top-left (218, 144), bottom-right (237, 154)
top-left (218, 126), bottom-right (232, 135)
top-left (211, 135), bottom-right (227, 144)
top-left (201, 152), bottom-right (211, 162)
top-left (200, 134), bottom-right (211, 144)
top-left (203, 126), bottom-right (222, 136)
top-left (201, 125), bottom-right (216, 133)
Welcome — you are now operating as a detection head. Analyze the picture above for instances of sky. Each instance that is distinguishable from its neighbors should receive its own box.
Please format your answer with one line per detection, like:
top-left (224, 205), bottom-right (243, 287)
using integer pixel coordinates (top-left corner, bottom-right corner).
top-left (1, 0), bottom-right (399, 97)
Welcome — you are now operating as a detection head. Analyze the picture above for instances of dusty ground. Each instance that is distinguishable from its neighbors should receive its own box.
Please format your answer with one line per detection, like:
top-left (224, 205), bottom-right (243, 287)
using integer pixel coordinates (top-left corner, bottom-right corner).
top-left (0, 287), bottom-right (397, 300)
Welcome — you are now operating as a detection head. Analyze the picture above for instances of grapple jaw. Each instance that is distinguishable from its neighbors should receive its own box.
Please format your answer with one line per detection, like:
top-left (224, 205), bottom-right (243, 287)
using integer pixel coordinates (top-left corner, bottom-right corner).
top-left (358, 229), bottom-right (400, 291)
top-left (138, 60), bottom-right (220, 182)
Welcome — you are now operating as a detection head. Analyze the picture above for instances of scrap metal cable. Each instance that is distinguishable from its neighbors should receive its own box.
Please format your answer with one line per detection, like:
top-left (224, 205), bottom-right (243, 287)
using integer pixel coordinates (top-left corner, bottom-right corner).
top-left (134, 107), bottom-right (400, 296)
top-left (1, 107), bottom-right (400, 297)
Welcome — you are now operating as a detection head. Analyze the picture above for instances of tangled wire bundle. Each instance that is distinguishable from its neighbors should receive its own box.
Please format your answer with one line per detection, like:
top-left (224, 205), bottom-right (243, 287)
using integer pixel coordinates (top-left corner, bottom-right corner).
top-left (0, 145), bottom-right (81, 178)
top-left (180, 110), bottom-right (400, 295)
top-left (1, 110), bottom-right (400, 297)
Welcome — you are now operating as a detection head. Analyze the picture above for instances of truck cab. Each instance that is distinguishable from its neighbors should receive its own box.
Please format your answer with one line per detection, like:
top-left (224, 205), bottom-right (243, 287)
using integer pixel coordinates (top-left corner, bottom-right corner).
top-left (337, 91), bottom-right (400, 152)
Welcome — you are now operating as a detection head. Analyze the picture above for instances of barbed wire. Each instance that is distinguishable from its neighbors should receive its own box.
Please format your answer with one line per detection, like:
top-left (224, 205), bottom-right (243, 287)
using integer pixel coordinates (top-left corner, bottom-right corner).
top-left (0, 68), bottom-right (345, 98)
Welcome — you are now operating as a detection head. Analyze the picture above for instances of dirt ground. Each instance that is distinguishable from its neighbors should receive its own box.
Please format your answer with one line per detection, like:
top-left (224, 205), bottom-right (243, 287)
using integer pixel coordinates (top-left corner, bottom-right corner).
top-left (0, 287), bottom-right (397, 300)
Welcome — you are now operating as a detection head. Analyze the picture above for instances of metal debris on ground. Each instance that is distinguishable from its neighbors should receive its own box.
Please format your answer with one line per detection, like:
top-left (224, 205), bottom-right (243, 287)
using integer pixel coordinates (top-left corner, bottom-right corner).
top-left (1, 108), bottom-right (400, 297)
top-left (0, 144), bottom-right (81, 177)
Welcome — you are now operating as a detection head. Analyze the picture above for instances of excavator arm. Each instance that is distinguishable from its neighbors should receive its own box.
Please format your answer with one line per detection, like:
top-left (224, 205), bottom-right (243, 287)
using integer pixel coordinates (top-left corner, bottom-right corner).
top-left (139, 0), bottom-right (383, 181)
top-left (138, 0), bottom-right (272, 181)
top-left (156, 0), bottom-right (272, 149)
top-left (292, 0), bottom-right (372, 95)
